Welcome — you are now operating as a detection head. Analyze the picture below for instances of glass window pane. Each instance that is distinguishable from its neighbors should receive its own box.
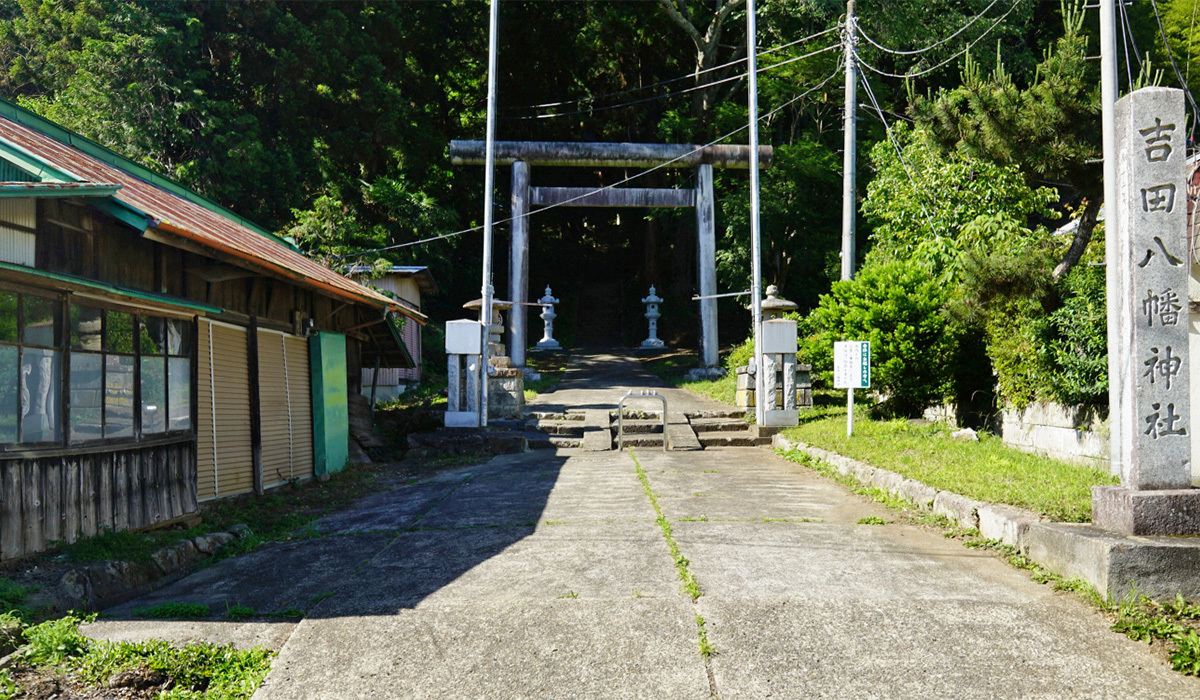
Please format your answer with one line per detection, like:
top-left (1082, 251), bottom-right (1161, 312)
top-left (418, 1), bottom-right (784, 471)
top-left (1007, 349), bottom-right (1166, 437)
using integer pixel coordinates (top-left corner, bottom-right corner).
top-left (140, 356), bottom-right (166, 434)
top-left (0, 345), bottom-right (16, 443)
top-left (166, 319), bottom-right (193, 357)
top-left (104, 354), bottom-right (134, 438)
top-left (69, 353), bottom-right (103, 442)
top-left (168, 357), bottom-right (191, 431)
top-left (139, 316), bottom-right (166, 355)
top-left (20, 347), bottom-right (61, 443)
top-left (105, 310), bottom-right (133, 354)
top-left (21, 294), bottom-right (59, 348)
top-left (70, 305), bottom-right (103, 351)
top-left (0, 291), bottom-right (16, 343)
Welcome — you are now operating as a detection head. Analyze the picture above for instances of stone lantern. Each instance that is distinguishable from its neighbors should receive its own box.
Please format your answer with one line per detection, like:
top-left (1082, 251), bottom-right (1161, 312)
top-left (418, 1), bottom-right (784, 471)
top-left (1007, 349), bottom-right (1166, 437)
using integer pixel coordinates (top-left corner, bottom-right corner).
top-left (640, 286), bottom-right (665, 349)
top-left (535, 286), bottom-right (561, 351)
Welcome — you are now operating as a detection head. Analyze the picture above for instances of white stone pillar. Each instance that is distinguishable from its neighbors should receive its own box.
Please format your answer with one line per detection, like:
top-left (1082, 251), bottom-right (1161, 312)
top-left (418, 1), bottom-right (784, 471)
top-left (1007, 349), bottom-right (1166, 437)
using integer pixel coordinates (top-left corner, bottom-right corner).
top-left (1094, 86), bottom-right (1200, 535)
top-left (509, 160), bottom-right (530, 369)
top-left (696, 164), bottom-right (718, 368)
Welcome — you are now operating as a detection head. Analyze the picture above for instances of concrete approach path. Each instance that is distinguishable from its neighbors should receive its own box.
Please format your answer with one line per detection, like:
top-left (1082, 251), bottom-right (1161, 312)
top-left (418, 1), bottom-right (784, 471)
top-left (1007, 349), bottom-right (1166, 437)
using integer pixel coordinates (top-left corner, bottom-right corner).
top-left (85, 352), bottom-right (1200, 698)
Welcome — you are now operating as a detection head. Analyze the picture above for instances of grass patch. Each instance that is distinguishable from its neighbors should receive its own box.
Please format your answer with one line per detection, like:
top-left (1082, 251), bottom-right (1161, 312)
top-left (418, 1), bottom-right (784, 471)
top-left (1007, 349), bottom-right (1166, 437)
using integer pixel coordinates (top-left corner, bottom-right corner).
top-left (0, 579), bottom-right (33, 621)
top-left (857, 516), bottom-right (890, 525)
top-left (641, 351), bottom-right (737, 406)
top-left (223, 603), bottom-right (256, 620)
top-left (523, 353), bottom-right (569, 401)
top-left (1111, 590), bottom-right (1200, 676)
top-left (783, 410), bottom-right (1117, 522)
top-left (133, 602), bottom-right (210, 619)
top-left (14, 612), bottom-right (272, 698)
top-left (557, 591), bottom-right (579, 599)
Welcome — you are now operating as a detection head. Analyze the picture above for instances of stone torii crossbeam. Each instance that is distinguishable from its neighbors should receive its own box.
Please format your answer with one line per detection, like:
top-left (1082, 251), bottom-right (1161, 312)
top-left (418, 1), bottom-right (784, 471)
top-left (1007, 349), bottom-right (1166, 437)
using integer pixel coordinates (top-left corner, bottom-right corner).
top-left (449, 140), bottom-right (773, 371)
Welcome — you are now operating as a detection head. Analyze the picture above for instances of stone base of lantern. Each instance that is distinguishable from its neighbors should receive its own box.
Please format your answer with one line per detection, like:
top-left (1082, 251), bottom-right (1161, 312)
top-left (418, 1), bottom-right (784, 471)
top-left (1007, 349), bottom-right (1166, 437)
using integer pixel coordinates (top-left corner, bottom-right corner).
top-left (639, 338), bottom-right (666, 349)
top-left (535, 338), bottom-right (561, 351)
top-left (686, 367), bottom-right (725, 381)
top-left (1092, 485), bottom-right (1200, 536)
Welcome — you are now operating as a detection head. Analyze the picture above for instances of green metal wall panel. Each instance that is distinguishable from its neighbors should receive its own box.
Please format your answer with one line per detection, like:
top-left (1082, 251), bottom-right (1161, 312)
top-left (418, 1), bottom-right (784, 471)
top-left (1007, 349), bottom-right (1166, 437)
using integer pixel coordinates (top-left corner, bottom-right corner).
top-left (310, 332), bottom-right (349, 476)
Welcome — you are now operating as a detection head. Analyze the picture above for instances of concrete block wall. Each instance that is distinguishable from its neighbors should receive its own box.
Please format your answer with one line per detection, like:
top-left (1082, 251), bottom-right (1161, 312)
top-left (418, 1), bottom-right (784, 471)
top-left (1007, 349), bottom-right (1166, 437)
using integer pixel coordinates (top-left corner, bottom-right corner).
top-left (999, 403), bottom-right (1110, 472)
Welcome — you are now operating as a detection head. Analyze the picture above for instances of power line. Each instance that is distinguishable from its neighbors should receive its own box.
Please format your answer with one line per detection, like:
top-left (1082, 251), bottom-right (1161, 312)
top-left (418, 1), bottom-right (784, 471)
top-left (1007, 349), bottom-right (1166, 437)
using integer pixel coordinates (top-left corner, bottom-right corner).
top-left (1149, 0), bottom-right (1200, 138)
top-left (336, 64), bottom-right (844, 260)
top-left (856, 0), bottom-right (1008, 56)
top-left (505, 25), bottom-right (840, 114)
top-left (856, 0), bottom-right (1024, 80)
top-left (857, 71), bottom-right (935, 223)
top-left (505, 43), bottom-right (840, 120)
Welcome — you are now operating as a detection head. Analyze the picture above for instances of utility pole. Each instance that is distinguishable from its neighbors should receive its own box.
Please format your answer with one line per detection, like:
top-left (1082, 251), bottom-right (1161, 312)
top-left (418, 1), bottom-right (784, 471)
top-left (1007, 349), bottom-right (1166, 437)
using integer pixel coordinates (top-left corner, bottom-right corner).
top-left (479, 0), bottom-right (500, 427)
top-left (841, 0), bottom-right (857, 282)
top-left (747, 0), bottom-right (765, 426)
top-left (1099, 0), bottom-right (1122, 477)
top-left (841, 0), bottom-right (858, 435)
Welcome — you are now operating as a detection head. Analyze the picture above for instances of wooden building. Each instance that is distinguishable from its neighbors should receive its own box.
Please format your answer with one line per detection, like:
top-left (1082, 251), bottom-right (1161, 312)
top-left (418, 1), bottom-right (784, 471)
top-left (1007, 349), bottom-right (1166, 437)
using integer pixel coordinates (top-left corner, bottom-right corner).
top-left (352, 265), bottom-right (437, 399)
top-left (0, 100), bottom-right (424, 560)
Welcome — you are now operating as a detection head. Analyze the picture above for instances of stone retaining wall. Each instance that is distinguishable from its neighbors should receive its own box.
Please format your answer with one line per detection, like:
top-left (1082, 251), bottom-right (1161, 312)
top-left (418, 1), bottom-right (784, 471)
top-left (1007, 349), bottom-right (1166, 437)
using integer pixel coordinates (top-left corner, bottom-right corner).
top-left (923, 402), bottom-right (1110, 472)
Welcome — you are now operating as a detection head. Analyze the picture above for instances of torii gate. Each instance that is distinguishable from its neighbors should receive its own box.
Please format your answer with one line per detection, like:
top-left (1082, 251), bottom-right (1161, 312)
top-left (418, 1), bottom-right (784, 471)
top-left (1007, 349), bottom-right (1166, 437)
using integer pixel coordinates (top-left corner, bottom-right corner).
top-left (449, 140), bottom-right (773, 371)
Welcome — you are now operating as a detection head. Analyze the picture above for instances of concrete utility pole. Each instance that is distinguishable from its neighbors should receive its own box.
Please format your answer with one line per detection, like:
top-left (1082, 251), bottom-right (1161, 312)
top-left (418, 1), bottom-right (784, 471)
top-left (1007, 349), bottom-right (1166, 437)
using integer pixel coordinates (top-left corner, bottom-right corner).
top-left (841, 0), bottom-right (857, 282)
top-left (747, 0), bottom-right (765, 426)
top-left (479, 0), bottom-right (501, 427)
top-left (841, 0), bottom-right (858, 433)
top-left (1100, 0), bottom-right (1121, 476)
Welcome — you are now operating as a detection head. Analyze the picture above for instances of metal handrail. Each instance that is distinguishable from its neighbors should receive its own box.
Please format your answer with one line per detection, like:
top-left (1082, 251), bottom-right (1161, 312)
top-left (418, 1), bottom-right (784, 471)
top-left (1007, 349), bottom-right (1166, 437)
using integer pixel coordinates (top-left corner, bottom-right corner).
top-left (617, 389), bottom-right (668, 452)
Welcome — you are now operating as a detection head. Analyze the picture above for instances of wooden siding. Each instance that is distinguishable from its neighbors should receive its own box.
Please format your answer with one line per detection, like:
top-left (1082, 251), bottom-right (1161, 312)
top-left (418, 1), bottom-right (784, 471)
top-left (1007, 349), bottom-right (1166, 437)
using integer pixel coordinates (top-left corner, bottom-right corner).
top-left (196, 320), bottom-right (253, 501)
top-left (259, 329), bottom-right (313, 489)
top-left (0, 440), bottom-right (196, 561)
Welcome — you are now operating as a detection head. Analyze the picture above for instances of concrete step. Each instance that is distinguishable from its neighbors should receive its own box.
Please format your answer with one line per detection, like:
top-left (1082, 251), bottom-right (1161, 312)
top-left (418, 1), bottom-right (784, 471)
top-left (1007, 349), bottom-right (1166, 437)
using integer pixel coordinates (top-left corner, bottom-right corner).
top-left (528, 434), bottom-right (583, 449)
top-left (617, 419), bottom-right (665, 435)
top-left (696, 431), bottom-right (772, 447)
top-left (534, 420), bottom-right (585, 436)
top-left (617, 434), bottom-right (665, 449)
top-left (523, 411), bottom-right (585, 422)
top-left (686, 409), bottom-right (747, 420)
top-left (688, 419), bottom-right (748, 433)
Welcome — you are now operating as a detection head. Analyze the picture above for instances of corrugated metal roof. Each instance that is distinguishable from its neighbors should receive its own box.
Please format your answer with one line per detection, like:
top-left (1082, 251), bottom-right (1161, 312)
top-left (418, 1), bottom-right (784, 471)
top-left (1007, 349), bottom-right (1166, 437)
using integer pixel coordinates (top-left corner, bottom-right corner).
top-left (0, 105), bottom-right (426, 324)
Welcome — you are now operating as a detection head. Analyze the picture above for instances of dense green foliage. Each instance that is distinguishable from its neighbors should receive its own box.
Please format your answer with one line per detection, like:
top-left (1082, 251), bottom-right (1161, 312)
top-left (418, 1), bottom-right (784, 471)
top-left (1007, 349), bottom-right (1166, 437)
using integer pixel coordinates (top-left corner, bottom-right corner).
top-left (0, 0), bottom-right (1177, 415)
top-left (800, 259), bottom-right (954, 417)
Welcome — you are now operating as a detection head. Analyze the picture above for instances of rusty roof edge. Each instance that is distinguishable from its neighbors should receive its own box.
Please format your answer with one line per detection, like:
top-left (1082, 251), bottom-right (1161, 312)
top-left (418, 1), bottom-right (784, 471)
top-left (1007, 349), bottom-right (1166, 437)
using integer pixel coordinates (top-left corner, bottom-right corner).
top-left (0, 97), bottom-right (300, 252)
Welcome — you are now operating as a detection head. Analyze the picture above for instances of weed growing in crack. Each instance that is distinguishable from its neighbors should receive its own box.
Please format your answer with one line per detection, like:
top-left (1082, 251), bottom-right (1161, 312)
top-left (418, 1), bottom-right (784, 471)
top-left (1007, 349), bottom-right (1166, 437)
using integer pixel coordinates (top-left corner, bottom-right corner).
top-left (557, 591), bottom-right (579, 599)
top-left (133, 602), bottom-right (209, 619)
top-left (630, 450), bottom-right (711, 657)
top-left (223, 602), bottom-right (256, 620)
top-left (856, 516), bottom-right (889, 525)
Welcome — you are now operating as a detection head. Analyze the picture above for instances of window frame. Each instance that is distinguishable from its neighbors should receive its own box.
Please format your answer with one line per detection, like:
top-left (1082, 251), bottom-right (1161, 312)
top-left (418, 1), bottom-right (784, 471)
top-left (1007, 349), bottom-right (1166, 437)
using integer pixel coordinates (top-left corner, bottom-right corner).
top-left (0, 282), bottom-right (197, 454)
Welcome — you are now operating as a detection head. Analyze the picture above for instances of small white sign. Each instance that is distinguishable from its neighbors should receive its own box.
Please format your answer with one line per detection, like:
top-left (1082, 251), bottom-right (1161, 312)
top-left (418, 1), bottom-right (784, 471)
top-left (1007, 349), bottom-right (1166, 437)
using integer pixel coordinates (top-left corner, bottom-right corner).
top-left (834, 341), bottom-right (871, 389)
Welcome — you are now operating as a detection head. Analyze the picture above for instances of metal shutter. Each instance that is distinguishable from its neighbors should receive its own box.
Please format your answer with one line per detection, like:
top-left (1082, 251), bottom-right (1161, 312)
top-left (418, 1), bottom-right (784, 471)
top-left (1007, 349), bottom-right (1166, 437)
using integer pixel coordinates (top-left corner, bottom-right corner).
top-left (283, 334), bottom-right (314, 481)
top-left (259, 330), bottom-right (314, 488)
top-left (196, 320), bottom-right (254, 501)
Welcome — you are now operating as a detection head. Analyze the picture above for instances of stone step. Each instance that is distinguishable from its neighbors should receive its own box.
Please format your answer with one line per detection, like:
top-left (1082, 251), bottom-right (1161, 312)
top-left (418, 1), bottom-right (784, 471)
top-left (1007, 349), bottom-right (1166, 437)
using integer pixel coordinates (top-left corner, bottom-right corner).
top-left (528, 435), bottom-right (583, 449)
top-left (618, 434), bottom-right (665, 449)
top-left (534, 420), bottom-right (585, 436)
top-left (696, 431), bottom-right (772, 447)
top-left (617, 420), bottom-right (665, 435)
top-left (524, 411), bottom-right (584, 422)
top-left (688, 419), bottom-right (749, 433)
top-left (686, 409), bottom-right (748, 420)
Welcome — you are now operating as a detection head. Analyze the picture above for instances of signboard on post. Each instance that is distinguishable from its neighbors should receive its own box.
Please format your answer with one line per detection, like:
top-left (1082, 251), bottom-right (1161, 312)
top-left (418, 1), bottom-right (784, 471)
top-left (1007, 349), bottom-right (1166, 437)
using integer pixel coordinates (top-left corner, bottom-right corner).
top-left (834, 341), bottom-right (870, 437)
top-left (834, 341), bottom-right (870, 389)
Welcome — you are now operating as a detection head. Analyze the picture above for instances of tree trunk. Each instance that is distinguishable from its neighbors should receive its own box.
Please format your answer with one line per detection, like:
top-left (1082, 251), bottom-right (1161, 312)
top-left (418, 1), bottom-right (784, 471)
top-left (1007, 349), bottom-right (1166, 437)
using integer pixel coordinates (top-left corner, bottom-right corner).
top-left (1052, 195), bottom-right (1102, 280)
top-left (657, 0), bottom-right (746, 123)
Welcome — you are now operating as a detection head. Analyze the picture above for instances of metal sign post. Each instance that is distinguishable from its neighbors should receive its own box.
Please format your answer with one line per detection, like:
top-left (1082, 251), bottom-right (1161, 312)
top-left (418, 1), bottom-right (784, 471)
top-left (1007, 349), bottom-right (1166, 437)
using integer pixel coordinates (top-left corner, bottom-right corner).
top-left (834, 340), bottom-right (870, 437)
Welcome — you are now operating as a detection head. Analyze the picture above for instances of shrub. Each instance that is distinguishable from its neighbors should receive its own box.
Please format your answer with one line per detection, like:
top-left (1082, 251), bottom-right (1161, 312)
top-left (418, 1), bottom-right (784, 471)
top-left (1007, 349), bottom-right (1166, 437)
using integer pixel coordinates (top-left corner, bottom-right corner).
top-left (799, 259), bottom-right (954, 417)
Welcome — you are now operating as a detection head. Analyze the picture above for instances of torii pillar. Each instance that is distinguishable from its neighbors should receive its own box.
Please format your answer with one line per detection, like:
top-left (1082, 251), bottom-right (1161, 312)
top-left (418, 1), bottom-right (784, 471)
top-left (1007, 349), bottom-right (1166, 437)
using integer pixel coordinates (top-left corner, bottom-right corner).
top-left (450, 141), bottom-right (773, 371)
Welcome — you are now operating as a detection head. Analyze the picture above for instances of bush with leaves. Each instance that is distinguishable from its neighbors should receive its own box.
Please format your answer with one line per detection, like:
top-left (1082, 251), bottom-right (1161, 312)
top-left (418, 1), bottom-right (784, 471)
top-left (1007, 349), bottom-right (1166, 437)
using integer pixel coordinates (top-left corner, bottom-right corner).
top-left (799, 259), bottom-right (954, 417)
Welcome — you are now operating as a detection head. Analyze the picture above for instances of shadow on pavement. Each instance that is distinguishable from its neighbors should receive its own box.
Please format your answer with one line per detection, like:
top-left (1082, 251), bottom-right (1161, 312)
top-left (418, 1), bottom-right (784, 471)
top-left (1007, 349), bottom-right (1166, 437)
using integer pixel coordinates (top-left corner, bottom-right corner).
top-left (97, 451), bottom-right (569, 622)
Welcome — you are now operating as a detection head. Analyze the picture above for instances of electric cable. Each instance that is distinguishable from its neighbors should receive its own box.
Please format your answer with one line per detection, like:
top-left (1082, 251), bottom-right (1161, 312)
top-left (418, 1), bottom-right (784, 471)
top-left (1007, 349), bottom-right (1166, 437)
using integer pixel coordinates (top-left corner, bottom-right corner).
top-left (505, 43), bottom-right (840, 121)
top-left (335, 63), bottom-right (844, 260)
top-left (1149, 0), bottom-right (1200, 140)
top-left (857, 71), bottom-right (935, 222)
top-left (856, 0), bottom-right (1007, 56)
top-left (856, 0), bottom-right (1024, 81)
top-left (506, 25), bottom-right (840, 114)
